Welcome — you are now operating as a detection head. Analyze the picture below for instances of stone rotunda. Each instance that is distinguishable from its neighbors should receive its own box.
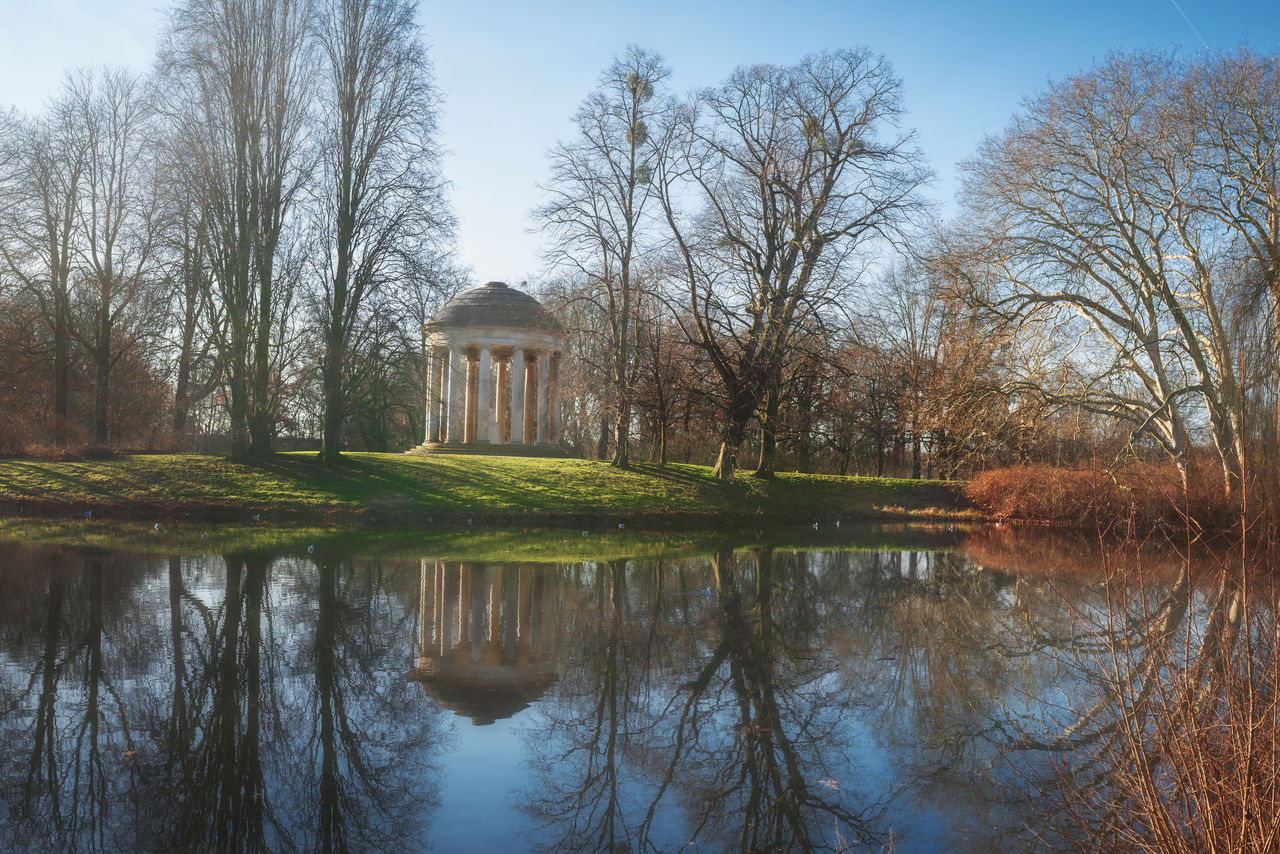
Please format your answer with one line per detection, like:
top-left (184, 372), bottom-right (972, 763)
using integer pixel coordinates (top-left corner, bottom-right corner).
top-left (420, 281), bottom-right (567, 453)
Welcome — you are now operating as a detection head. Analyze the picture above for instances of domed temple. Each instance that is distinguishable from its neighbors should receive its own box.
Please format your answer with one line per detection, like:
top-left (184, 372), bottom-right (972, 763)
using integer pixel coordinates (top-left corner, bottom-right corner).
top-left (419, 281), bottom-right (567, 454)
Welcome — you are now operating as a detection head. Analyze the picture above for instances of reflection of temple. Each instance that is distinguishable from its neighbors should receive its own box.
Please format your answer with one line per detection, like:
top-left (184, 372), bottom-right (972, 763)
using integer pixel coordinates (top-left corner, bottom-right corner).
top-left (411, 560), bottom-right (558, 725)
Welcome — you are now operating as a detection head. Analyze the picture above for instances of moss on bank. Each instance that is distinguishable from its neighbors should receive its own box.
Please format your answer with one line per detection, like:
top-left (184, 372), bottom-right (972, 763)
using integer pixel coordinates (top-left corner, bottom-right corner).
top-left (0, 452), bottom-right (972, 529)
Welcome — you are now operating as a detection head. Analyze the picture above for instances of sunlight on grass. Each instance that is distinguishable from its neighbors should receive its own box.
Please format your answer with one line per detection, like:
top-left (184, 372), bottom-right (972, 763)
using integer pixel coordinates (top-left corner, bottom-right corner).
top-left (0, 452), bottom-right (971, 527)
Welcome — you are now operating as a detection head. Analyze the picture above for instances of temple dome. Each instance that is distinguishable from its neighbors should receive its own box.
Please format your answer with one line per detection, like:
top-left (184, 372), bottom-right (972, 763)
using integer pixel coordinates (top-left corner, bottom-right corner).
top-left (428, 281), bottom-right (562, 332)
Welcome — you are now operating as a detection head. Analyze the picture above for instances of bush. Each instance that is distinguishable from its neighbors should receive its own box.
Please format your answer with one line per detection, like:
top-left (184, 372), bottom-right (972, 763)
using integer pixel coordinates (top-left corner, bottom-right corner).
top-left (964, 461), bottom-right (1233, 532)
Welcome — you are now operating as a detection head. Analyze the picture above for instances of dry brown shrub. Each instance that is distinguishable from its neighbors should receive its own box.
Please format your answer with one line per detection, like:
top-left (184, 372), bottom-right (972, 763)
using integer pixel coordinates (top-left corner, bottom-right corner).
top-left (964, 462), bottom-right (1233, 531)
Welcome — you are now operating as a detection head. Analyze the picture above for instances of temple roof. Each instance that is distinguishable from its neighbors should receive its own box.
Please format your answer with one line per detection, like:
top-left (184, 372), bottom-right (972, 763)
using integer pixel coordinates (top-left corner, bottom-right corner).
top-left (428, 281), bottom-right (563, 332)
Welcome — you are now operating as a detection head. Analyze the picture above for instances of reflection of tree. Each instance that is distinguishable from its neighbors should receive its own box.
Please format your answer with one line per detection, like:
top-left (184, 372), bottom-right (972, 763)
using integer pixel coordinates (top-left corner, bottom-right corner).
top-left (525, 559), bottom-right (649, 853)
top-left (949, 523), bottom-right (1277, 851)
top-left (684, 548), bottom-right (877, 851)
top-left (173, 551), bottom-right (274, 852)
top-left (0, 545), bottom-right (445, 853)
top-left (306, 553), bottom-right (442, 853)
top-left (1012, 552), bottom-right (1273, 852)
top-left (0, 549), bottom-right (143, 853)
top-left (525, 550), bottom-right (884, 852)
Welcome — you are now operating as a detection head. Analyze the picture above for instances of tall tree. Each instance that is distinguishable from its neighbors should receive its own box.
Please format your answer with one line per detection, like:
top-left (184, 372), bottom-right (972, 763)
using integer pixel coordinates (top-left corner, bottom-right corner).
top-left (1181, 49), bottom-right (1280, 498)
top-left (0, 87), bottom-right (89, 443)
top-left (157, 180), bottom-right (220, 441)
top-left (537, 46), bottom-right (670, 468)
top-left (656, 49), bottom-right (929, 480)
top-left (67, 68), bottom-right (161, 445)
top-left (959, 51), bottom-right (1263, 500)
top-left (157, 0), bottom-right (313, 459)
top-left (312, 0), bottom-right (450, 461)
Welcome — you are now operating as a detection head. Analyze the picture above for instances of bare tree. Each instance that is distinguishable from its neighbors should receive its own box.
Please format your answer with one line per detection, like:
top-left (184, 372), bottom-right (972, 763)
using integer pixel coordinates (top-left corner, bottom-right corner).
top-left (311, 0), bottom-right (450, 461)
top-left (656, 49), bottom-right (929, 480)
top-left (156, 180), bottom-right (220, 442)
top-left (157, 0), bottom-right (314, 459)
top-left (0, 87), bottom-right (89, 443)
top-left (66, 68), bottom-right (162, 445)
top-left (537, 46), bottom-right (670, 468)
top-left (1180, 49), bottom-right (1280, 500)
top-left (959, 52), bottom-right (1258, 500)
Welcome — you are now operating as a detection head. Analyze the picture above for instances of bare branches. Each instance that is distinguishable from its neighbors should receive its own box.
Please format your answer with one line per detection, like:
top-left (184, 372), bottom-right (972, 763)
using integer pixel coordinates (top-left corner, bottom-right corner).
top-left (535, 46), bottom-right (670, 468)
top-left (310, 0), bottom-right (451, 460)
top-left (655, 48), bottom-right (930, 480)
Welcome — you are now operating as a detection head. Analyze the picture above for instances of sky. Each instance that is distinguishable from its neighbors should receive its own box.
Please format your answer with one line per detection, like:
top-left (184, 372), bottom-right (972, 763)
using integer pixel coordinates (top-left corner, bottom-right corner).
top-left (2, 0), bottom-right (1279, 284)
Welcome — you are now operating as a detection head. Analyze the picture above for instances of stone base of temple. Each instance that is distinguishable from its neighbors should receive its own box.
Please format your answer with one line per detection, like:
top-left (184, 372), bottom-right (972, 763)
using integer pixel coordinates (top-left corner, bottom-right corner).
top-left (406, 441), bottom-right (568, 458)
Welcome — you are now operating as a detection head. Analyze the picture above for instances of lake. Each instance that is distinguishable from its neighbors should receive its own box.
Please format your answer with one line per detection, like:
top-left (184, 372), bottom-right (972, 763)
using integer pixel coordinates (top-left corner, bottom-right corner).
top-left (0, 523), bottom-right (1202, 852)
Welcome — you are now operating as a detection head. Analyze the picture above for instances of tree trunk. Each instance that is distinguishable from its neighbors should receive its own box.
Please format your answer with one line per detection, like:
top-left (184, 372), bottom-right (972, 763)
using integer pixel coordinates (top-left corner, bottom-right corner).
top-left (754, 424), bottom-right (777, 478)
top-left (228, 347), bottom-right (250, 462)
top-left (713, 400), bottom-right (754, 482)
top-left (611, 398), bottom-right (631, 468)
top-left (248, 273), bottom-right (273, 456)
top-left (53, 310), bottom-right (70, 445)
top-left (92, 296), bottom-right (111, 445)
top-left (173, 355), bottom-right (192, 440)
top-left (596, 411), bottom-right (611, 461)
top-left (754, 391), bottom-right (779, 478)
top-left (92, 353), bottom-right (109, 446)
top-left (319, 337), bottom-right (344, 462)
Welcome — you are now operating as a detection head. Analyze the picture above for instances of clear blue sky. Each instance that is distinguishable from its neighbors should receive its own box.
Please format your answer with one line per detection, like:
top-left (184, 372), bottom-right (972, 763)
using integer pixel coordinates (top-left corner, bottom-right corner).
top-left (2, 0), bottom-right (1277, 282)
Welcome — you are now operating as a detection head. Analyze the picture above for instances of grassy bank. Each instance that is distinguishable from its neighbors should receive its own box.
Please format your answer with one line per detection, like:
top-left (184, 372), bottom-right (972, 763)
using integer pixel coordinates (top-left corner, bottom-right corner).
top-left (0, 517), bottom-right (974, 562)
top-left (0, 452), bottom-right (971, 529)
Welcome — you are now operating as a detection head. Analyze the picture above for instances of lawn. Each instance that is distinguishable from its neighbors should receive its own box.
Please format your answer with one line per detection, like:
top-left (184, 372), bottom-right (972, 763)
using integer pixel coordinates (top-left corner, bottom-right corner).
top-left (0, 452), bottom-right (971, 528)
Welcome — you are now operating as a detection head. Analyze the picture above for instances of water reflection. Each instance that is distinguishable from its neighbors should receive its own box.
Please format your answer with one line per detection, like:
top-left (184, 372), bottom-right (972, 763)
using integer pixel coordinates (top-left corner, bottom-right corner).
top-left (1, 527), bottom-right (1249, 852)
top-left (0, 544), bottom-right (443, 853)
top-left (412, 561), bottom-right (557, 724)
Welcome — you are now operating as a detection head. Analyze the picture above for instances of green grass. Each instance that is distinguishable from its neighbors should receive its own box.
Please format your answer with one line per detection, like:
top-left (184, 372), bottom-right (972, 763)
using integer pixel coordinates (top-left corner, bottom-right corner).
top-left (0, 452), bottom-right (972, 529)
top-left (0, 516), bottom-right (975, 562)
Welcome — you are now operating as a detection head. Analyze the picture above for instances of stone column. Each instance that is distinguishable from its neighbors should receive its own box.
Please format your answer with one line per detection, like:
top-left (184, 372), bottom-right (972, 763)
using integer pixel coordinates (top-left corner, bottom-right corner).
top-left (496, 356), bottom-right (510, 443)
top-left (446, 347), bottom-right (465, 443)
top-left (523, 351), bottom-right (538, 444)
top-left (510, 350), bottom-right (526, 445)
top-left (463, 353), bottom-right (478, 444)
top-left (536, 349), bottom-right (551, 444)
top-left (549, 350), bottom-right (561, 443)
top-left (427, 347), bottom-right (444, 443)
top-left (476, 347), bottom-right (492, 443)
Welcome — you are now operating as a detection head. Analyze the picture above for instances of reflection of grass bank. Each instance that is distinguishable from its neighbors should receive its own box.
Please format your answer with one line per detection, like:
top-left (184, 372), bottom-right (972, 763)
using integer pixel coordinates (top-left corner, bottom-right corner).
top-left (0, 452), bottom-right (971, 529)
top-left (0, 517), bottom-right (971, 562)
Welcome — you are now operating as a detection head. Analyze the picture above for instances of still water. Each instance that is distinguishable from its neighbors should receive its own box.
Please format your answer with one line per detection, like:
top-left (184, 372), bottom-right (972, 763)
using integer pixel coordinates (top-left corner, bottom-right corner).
top-left (0, 525), bottom-right (1126, 853)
